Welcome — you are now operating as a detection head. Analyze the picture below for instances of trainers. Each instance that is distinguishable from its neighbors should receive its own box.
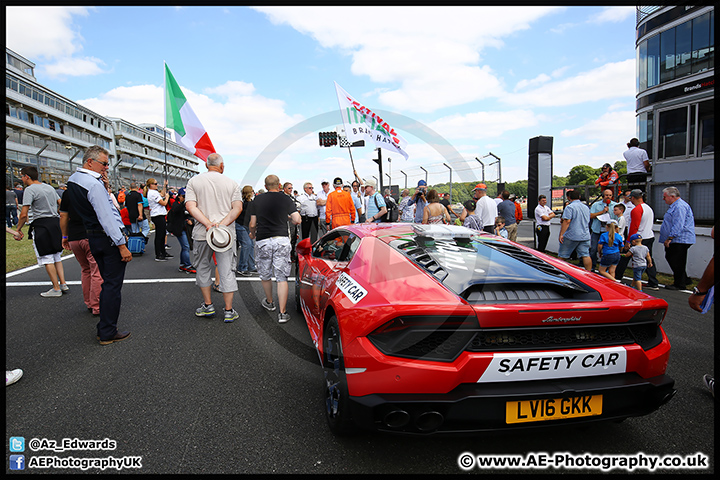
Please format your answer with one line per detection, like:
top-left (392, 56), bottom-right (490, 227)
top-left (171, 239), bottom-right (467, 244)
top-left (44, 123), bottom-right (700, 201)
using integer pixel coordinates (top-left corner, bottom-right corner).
top-left (703, 374), bottom-right (714, 397)
top-left (239, 270), bottom-right (252, 277)
top-left (646, 285), bottom-right (659, 290)
top-left (60, 284), bottom-right (70, 292)
top-left (155, 256), bottom-right (168, 262)
top-left (278, 312), bottom-right (291, 323)
top-left (195, 302), bottom-right (216, 317)
top-left (163, 253), bottom-right (174, 258)
top-left (6, 369), bottom-right (23, 387)
top-left (40, 288), bottom-right (62, 297)
top-left (261, 298), bottom-right (276, 311)
top-left (224, 308), bottom-right (239, 323)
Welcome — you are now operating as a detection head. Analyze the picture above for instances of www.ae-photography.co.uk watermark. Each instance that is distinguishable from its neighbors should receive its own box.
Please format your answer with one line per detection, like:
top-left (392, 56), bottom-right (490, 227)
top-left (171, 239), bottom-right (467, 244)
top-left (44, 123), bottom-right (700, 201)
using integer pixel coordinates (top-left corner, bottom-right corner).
top-left (457, 451), bottom-right (709, 472)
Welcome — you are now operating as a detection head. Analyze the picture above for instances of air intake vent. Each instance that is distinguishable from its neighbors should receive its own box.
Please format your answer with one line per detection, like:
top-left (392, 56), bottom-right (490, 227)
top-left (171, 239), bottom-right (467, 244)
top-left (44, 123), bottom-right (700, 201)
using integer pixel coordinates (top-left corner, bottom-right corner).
top-left (464, 285), bottom-right (565, 303)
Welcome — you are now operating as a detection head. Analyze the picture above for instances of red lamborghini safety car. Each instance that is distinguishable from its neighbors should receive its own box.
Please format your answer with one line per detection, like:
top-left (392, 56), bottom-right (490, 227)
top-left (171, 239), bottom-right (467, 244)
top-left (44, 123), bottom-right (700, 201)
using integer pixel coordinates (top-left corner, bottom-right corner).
top-left (294, 223), bottom-right (675, 435)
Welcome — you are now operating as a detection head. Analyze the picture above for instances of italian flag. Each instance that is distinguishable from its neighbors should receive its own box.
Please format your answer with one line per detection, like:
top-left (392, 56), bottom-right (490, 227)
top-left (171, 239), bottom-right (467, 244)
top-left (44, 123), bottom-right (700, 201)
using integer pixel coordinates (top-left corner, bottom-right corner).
top-left (164, 63), bottom-right (215, 162)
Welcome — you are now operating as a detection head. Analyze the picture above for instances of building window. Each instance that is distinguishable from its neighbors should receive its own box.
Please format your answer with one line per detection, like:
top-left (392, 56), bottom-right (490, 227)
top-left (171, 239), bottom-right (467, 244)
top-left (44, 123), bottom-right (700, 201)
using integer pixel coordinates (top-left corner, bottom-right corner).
top-left (657, 99), bottom-right (715, 160)
top-left (637, 11), bottom-right (714, 92)
top-left (698, 100), bottom-right (714, 155)
top-left (692, 12), bottom-right (713, 74)
top-left (658, 106), bottom-right (688, 158)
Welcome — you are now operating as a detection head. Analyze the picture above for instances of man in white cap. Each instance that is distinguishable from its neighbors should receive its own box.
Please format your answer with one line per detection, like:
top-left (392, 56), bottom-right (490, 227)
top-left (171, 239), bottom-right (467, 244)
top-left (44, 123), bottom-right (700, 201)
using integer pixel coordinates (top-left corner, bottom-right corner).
top-left (460, 184), bottom-right (497, 233)
top-left (185, 153), bottom-right (243, 322)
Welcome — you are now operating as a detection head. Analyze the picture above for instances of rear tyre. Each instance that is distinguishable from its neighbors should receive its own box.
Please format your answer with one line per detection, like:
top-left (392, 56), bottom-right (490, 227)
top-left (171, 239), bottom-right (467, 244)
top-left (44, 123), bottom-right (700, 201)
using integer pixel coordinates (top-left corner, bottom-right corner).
top-left (323, 316), bottom-right (356, 435)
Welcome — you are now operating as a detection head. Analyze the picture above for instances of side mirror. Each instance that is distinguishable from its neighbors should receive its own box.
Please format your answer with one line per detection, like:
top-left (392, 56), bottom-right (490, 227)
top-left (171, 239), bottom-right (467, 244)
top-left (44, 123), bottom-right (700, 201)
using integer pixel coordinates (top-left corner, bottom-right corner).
top-left (296, 237), bottom-right (312, 257)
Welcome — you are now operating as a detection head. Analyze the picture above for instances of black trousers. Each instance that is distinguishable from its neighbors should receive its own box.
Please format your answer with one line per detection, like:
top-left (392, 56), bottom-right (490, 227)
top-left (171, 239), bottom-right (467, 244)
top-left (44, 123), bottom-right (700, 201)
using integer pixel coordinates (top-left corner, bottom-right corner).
top-left (87, 233), bottom-right (127, 340)
top-left (536, 224), bottom-right (550, 253)
top-left (301, 215), bottom-right (318, 243)
top-left (626, 173), bottom-right (648, 188)
top-left (151, 215), bottom-right (167, 258)
top-left (665, 243), bottom-right (692, 288)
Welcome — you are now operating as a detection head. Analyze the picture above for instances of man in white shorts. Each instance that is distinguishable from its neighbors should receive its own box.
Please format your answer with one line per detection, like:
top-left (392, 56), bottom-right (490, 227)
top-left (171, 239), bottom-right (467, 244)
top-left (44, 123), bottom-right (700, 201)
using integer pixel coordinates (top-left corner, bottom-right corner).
top-left (248, 175), bottom-right (302, 323)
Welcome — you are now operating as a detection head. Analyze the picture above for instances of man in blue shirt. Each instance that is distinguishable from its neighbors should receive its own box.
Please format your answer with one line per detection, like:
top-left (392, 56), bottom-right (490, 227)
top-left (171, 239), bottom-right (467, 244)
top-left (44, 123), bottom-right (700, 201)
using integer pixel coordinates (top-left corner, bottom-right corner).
top-left (558, 189), bottom-right (592, 271)
top-left (66, 145), bottom-right (132, 345)
top-left (589, 189), bottom-right (618, 271)
top-left (659, 186), bottom-right (696, 290)
top-left (363, 179), bottom-right (386, 223)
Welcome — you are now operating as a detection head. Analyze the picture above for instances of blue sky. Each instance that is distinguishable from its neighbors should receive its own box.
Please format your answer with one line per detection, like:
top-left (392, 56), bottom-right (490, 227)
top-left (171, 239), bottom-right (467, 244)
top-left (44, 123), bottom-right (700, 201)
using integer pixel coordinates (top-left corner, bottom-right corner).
top-left (6, 6), bottom-right (639, 192)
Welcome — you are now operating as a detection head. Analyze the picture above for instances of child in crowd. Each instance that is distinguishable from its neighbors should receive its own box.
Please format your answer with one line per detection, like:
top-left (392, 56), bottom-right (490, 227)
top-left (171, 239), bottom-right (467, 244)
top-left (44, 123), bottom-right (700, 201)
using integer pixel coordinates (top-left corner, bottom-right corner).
top-left (597, 219), bottom-right (623, 281)
top-left (462, 200), bottom-right (482, 231)
top-left (494, 216), bottom-right (508, 238)
top-left (624, 233), bottom-right (653, 291)
top-left (613, 203), bottom-right (627, 237)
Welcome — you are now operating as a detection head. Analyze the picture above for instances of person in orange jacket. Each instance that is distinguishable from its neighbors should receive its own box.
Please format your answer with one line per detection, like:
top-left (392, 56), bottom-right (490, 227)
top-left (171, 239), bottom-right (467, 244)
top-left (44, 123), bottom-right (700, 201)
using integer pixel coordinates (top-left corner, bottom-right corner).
top-left (595, 163), bottom-right (619, 188)
top-left (325, 177), bottom-right (356, 229)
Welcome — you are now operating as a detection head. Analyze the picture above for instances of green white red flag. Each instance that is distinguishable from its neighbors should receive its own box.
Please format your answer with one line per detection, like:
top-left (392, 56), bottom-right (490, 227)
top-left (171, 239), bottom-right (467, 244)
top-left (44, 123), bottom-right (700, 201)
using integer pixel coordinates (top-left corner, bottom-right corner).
top-left (334, 81), bottom-right (409, 160)
top-left (164, 63), bottom-right (215, 162)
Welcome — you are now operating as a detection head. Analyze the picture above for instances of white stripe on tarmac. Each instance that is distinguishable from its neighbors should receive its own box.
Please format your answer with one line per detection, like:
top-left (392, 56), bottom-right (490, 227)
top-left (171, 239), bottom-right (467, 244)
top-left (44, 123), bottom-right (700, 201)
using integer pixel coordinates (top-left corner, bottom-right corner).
top-left (7, 277), bottom-right (294, 287)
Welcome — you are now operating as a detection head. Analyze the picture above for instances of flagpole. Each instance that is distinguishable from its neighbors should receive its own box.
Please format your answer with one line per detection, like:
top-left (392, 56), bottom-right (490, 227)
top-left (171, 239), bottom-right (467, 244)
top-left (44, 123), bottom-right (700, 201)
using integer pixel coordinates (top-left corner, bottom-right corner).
top-left (163, 61), bottom-right (168, 186)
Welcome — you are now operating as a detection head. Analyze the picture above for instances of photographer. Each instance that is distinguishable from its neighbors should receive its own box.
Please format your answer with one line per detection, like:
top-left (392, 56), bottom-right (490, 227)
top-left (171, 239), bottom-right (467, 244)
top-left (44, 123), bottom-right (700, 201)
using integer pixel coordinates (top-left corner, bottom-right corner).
top-left (407, 180), bottom-right (428, 223)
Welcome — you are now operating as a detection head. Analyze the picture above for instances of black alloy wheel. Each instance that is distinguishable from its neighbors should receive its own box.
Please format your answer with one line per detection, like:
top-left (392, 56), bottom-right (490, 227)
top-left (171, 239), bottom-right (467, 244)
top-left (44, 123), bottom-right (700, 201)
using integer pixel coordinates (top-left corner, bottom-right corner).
top-left (323, 316), bottom-right (355, 435)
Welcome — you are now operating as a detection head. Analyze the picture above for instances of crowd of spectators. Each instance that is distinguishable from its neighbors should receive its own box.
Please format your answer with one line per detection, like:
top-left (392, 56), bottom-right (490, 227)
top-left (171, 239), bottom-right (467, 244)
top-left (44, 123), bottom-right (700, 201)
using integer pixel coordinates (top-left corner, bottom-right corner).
top-left (6, 138), bottom-right (712, 393)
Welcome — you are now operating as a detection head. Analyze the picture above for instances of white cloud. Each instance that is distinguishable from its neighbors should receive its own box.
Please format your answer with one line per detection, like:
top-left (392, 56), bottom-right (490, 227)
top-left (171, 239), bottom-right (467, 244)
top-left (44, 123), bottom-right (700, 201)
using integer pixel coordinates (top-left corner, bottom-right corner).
top-left (41, 56), bottom-right (108, 78)
top-left (78, 82), bottom-right (305, 164)
top-left (502, 59), bottom-right (635, 108)
top-left (430, 109), bottom-right (543, 140)
top-left (253, 6), bottom-right (561, 113)
top-left (560, 111), bottom-right (635, 143)
top-left (588, 7), bottom-right (635, 24)
top-left (6, 6), bottom-right (108, 78)
top-left (6, 6), bottom-right (90, 59)
top-left (514, 73), bottom-right (551, 92)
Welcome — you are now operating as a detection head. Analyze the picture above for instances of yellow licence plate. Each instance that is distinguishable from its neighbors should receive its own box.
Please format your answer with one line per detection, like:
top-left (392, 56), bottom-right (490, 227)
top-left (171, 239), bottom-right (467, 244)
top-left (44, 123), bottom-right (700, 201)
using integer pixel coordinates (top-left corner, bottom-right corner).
top-left (506, 395), bottom-right (603, 424)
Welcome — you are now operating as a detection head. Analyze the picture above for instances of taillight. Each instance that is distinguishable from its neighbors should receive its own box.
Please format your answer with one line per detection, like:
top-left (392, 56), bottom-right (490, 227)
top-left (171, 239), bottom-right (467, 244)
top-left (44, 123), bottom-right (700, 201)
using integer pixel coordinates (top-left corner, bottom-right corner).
top-left (368, 315), bottom-right (478, 362)
top-left (630, 308), bottom-right (666, 325)
top-left (627, 308), bottom-right (667, 351)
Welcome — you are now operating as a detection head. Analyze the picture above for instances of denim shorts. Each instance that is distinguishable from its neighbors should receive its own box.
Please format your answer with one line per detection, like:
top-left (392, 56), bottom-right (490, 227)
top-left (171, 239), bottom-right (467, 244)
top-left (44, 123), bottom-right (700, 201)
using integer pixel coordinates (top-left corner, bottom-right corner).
top-left (633, 266), bottom-right (646, 282)
top-left (557, 238), bottom-right (590, 259)
top-left (600, 252), bottom-right (620, 266)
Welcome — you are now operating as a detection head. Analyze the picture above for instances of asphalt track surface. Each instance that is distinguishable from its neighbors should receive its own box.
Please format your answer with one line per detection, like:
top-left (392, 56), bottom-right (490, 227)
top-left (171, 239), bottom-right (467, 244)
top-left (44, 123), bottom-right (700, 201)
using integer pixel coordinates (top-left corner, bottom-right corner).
top-left (5, 223), bottom-right (714, 474)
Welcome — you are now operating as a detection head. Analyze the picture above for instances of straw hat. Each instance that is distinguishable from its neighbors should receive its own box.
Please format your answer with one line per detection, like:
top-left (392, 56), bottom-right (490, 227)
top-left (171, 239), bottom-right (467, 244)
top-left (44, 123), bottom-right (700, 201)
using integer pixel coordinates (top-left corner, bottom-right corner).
top-left (206, 225), bottom-right (234, 253)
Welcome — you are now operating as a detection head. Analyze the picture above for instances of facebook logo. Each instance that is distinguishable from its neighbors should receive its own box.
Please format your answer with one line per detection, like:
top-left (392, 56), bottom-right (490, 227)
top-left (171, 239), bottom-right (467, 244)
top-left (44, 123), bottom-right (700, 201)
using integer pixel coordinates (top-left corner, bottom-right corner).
top-left (10, 436), bottom-right (25, 452)
top-left (9, 455), bottom-right (25, 470)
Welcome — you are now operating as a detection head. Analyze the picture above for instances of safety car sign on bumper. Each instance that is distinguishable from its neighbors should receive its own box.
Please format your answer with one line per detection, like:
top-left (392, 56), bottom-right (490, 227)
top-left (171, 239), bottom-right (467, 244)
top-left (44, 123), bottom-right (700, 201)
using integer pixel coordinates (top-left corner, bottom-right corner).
top-left (478, 347), bottom-right (627, 383)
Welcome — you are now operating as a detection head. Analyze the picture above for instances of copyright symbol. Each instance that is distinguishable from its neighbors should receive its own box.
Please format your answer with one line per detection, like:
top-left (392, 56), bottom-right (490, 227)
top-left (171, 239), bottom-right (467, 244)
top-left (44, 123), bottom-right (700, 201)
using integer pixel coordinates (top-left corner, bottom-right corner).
top-left (458, 452), bottom-right (475, 470)
top-left (29, 438), bottom-right (41, 451)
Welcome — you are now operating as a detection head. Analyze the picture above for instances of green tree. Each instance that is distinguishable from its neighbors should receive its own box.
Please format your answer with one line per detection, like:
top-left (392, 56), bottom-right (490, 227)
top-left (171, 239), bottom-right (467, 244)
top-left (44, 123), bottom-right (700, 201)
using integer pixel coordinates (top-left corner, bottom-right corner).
top-left (613, 160), bottom-right (627, 176)
top-left (567, 165), bottom-right (598, 186)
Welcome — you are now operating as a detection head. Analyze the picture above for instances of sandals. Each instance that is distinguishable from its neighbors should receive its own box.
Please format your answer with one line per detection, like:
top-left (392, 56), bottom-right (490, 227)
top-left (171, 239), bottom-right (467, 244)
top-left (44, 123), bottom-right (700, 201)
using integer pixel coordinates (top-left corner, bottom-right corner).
top-left (212, 283), bottom-right (221, 293)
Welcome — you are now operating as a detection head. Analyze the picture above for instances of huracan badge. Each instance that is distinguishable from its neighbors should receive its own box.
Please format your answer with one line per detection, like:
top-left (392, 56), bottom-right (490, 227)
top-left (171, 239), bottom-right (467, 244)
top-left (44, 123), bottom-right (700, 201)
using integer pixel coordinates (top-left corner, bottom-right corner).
top-left (542, 316), bottom-right (582, 323)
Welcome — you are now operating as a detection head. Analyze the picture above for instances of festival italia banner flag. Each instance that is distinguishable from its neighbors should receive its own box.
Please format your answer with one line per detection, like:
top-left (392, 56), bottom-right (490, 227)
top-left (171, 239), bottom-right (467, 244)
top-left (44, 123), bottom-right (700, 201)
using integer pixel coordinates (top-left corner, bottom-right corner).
top-left (334, 82), bottom-right (409, 160)
top-left (164, 63), bottom-right (215, 162)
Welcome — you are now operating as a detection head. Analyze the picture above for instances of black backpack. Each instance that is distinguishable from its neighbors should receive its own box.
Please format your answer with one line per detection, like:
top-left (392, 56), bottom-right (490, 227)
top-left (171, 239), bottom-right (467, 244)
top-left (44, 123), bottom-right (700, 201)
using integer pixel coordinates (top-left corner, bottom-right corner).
top-left (376, 195), bottom-right (398, 222)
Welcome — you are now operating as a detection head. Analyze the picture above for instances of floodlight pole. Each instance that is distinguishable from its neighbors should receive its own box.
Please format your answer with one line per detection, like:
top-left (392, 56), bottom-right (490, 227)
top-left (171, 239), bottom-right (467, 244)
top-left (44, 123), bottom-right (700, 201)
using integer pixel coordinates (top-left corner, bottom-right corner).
top-left (420, 166), bottom-right (428, 185)
top-left (443, 163), bottom-right (452, 201)
top-left (482, 152), bottom-right (502, 184)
